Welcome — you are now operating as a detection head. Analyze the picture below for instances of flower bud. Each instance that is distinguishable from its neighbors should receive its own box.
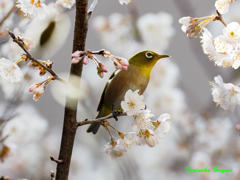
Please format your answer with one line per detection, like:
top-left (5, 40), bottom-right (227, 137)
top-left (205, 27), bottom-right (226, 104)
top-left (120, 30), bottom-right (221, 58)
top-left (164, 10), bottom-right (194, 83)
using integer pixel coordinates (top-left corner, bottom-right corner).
top-left (145, 135), bottom-right (156, 147)
top-left (21, 54), bottom-right (28, 61)
top-left (99, 62), bottom-right (108, 72)
top-left (46, 60), bottom-right (53, 68)
top-left (33, 86), bottom-right (46, 101)
top-left (117, 57), bottom-right (129, 66)
top-left (235, 124), bottom-right (240, 131)
top-left (29, 83), bottom-right (41, 92)
top-left (83, 56), bottom-right (89, 65)
top-left (72, 50), bottom-right (83, 58)
top-left (71, 57), bottom-right (80, 64)
top-left (97, 69), bottom-right (104, 78)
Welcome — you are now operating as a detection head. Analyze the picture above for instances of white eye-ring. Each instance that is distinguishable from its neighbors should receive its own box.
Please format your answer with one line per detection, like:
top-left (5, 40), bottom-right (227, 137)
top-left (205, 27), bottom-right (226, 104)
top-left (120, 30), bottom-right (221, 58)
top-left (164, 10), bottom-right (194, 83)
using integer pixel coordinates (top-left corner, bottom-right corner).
top-left (145, 52), bottom-right (153, 59)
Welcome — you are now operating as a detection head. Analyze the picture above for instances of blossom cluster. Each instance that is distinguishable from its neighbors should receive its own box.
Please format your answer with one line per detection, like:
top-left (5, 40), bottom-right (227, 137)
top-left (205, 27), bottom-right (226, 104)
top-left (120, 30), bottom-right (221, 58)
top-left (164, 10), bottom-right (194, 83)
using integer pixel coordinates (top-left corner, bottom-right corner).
top-left (16, 0), bottom-right (50, 20)
top-left (71, 50), bottom-right (129, 78)
top-left (179, 0), bottom-right (240, 115)
top-left (179, 15), bottom-right (217, 39)
top-left (0, 31), bottom-right (56, 101)
top-left (103, 89), bottom-right (171, 159)
top-left (201, 22), bottom-right (240, 69)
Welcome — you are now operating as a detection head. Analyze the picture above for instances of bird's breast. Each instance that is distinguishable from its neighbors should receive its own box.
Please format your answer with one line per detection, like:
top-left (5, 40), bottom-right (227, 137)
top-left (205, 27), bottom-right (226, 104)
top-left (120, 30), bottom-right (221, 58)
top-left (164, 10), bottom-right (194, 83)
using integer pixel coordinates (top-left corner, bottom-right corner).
top-left (104, 65), bottom-right (149, 111)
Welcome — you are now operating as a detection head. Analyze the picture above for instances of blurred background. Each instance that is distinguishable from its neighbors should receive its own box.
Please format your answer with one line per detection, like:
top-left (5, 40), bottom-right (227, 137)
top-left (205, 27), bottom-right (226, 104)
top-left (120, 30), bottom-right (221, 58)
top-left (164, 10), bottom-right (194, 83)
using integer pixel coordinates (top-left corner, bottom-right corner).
top-left (1, 0), bottom-right (240, 179)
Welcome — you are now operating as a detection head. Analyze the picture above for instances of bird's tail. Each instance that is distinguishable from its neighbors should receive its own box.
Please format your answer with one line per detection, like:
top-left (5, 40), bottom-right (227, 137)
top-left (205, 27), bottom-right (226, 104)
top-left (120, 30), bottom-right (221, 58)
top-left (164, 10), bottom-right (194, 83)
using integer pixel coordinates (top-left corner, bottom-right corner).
top-left (86, 113), bottom-right (101, 134)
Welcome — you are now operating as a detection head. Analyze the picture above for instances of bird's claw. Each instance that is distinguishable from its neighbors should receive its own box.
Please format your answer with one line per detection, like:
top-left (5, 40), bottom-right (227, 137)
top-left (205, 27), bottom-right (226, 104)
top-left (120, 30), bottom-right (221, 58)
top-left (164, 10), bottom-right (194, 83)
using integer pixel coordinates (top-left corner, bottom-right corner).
top-left (111, 104), bottom-right (118, 121)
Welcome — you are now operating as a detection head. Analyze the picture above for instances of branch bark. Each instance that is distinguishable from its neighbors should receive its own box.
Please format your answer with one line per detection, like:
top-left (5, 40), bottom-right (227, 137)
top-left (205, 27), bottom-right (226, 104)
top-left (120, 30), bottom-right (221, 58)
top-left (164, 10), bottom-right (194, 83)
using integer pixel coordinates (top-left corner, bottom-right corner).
top-left (76, 112), bottom-right (127, 127)
top-left (55, 0), bottom-right (88, 179)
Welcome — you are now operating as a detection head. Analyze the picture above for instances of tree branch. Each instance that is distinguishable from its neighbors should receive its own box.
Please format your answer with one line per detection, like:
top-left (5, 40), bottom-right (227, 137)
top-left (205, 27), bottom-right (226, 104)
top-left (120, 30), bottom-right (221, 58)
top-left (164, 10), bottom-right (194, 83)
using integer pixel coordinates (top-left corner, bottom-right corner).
top-left (0, 3), bottom-right (16, 27)
top-left (76, 112), bottom-right (127, 126)
top-left (7, 30), bottom-right (67, 84)
top-left (55, 0), bottom-right (89, 179)
top-left (50, 156), bottom-right (63, 164)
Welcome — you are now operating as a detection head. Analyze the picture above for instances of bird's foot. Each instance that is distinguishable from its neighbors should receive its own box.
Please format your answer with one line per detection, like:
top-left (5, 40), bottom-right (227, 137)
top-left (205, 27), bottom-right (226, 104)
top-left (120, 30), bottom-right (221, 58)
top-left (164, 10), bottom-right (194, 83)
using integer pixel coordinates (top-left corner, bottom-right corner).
top-left (111, 104), bottom-right (119, 121)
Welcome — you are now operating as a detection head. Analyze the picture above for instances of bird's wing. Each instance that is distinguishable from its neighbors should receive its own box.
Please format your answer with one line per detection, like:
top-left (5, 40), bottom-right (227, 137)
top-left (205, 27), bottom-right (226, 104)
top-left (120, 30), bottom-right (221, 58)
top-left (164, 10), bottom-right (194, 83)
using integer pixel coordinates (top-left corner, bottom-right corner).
top-left (97, 69), bottom-right (121, 111)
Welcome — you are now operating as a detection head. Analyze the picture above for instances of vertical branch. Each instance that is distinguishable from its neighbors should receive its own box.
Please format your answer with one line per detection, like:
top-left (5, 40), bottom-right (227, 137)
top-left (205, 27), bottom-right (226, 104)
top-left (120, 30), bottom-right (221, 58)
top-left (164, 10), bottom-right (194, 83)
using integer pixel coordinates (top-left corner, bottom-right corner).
top-left (55, 0), bottom-right (88, 179)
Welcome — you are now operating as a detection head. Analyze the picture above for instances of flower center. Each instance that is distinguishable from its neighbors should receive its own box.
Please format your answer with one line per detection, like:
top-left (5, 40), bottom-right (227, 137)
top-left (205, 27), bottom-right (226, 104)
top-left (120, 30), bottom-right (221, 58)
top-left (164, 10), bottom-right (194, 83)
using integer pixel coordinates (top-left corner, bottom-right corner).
top-left (128, 101), bottom-right (135, 108)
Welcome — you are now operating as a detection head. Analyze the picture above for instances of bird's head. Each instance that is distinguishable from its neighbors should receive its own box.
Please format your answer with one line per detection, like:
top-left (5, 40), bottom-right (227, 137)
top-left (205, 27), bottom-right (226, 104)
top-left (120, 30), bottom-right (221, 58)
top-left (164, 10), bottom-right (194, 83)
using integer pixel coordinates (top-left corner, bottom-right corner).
top-left (128, 50), bottom-right (170, 74)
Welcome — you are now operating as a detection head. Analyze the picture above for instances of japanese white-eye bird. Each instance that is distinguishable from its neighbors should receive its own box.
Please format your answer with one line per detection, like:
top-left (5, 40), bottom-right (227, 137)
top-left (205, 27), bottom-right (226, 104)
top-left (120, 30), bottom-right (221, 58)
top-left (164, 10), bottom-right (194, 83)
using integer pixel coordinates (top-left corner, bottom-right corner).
top-left (87, 50), bottom-right (170, 134)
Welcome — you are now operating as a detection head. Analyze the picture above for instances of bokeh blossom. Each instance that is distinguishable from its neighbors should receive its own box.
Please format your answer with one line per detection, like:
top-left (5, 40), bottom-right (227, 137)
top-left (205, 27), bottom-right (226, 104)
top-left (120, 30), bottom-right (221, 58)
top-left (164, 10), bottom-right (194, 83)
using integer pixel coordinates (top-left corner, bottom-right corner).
top-left (0, 58), bottom-right (23, 83)
top-left (210, 75), bottom-right (240, 112)
top-left (16, 0), bottom-right (49, 20)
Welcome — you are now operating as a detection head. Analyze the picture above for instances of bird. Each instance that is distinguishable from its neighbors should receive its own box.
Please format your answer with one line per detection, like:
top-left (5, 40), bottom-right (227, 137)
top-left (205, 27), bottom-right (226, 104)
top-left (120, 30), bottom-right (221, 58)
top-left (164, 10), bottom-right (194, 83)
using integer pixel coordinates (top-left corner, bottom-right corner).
top-left (87, 50), bottom-right (170, 134)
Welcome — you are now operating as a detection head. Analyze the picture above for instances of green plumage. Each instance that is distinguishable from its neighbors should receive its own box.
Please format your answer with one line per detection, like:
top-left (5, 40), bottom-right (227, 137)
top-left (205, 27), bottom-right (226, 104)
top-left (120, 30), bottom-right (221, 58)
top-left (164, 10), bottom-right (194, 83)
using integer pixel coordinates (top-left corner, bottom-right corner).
top-left (87, 50), bottom-right (169, 134)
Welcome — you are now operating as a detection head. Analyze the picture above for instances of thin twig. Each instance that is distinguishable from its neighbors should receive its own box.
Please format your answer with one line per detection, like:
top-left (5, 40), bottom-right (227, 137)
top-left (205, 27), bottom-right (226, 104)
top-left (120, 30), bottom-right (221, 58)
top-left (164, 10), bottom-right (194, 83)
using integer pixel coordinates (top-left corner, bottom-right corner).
top-left (90, 49), bottom-right (105, 55)
top-left (0, 4), bottom-right (16, 27)
top-left (108, 124), bottom-right (121, 133)
top-left (50, 156), bottom-right (63, 164)
top-left (216, 10), bottom-right (227, 27)
top-left (87, 0), bottom-right (100, 20)
top-left (0, 135), bottom-right (9, 143)
top-left (76, 112), bottom-right (127, 127)
top-left (104, 125), bottom-right (115, 141)
top-left (7, 30), bottom-right (67, 84)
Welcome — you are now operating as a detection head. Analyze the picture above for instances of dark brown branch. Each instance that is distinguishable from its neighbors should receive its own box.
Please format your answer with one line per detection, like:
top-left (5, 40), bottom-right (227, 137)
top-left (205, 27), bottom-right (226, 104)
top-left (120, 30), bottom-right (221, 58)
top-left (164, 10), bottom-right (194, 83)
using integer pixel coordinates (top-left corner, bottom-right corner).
top-left (50, 156), bottom-right (63, 164)
top-left (76, 112), bottom-right (127, 126)
top-left (87, 0), bottom-right (100, 20)
top-left (7, 30), bottom-right (67, 84)
top-left (0, 4), bottom-right (16, 27)
top-left (55, 0), bottom-right (88, 179)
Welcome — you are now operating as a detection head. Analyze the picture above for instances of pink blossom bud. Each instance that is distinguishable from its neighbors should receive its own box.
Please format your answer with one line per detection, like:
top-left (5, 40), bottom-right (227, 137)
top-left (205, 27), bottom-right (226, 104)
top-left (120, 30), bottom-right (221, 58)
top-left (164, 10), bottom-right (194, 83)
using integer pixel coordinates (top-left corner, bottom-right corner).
top-left (21, 54), bottom-right (28, 61)
top-left (83, 56), bottom-right (89, 65)
top-left (114, 62), bottom-right (122, 69)
top-left (33, 86), bottom-right (45, 101)
top-left (97, 71), bottom-right (104, 78)
top-left (117, 57), bottom-right (129, 66)
top-left (235, 124), bottom-right (240, 131)
top-left (72, 50), bottom-right (83, 58)
top-left (103, 51), bottom-right (111, 58)
top-left (27, 61), bottom-right (34, 67)
top-left (97, 67), bottom-right (104, 78)
top-left (29, 83), bottom-right (41, 92)
top-left (121, 65), bottom-right (128, 71)
top-left (99, 63), bottom-right (108, 72)
top-left (71, 58), bottom-right (80, 64)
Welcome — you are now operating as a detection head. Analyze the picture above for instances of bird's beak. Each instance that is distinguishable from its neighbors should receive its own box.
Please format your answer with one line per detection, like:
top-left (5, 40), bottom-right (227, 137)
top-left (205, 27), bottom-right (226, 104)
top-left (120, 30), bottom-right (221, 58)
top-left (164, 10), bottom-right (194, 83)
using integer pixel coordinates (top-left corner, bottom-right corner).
top-left (157, 54), bottom-right (170, 59)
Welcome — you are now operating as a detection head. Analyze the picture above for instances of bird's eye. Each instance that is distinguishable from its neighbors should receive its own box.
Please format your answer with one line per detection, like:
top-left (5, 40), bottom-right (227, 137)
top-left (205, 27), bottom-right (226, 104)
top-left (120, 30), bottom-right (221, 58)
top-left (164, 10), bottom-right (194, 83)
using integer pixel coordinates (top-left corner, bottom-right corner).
top-left (145, 52), bottom-right (153, 59)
